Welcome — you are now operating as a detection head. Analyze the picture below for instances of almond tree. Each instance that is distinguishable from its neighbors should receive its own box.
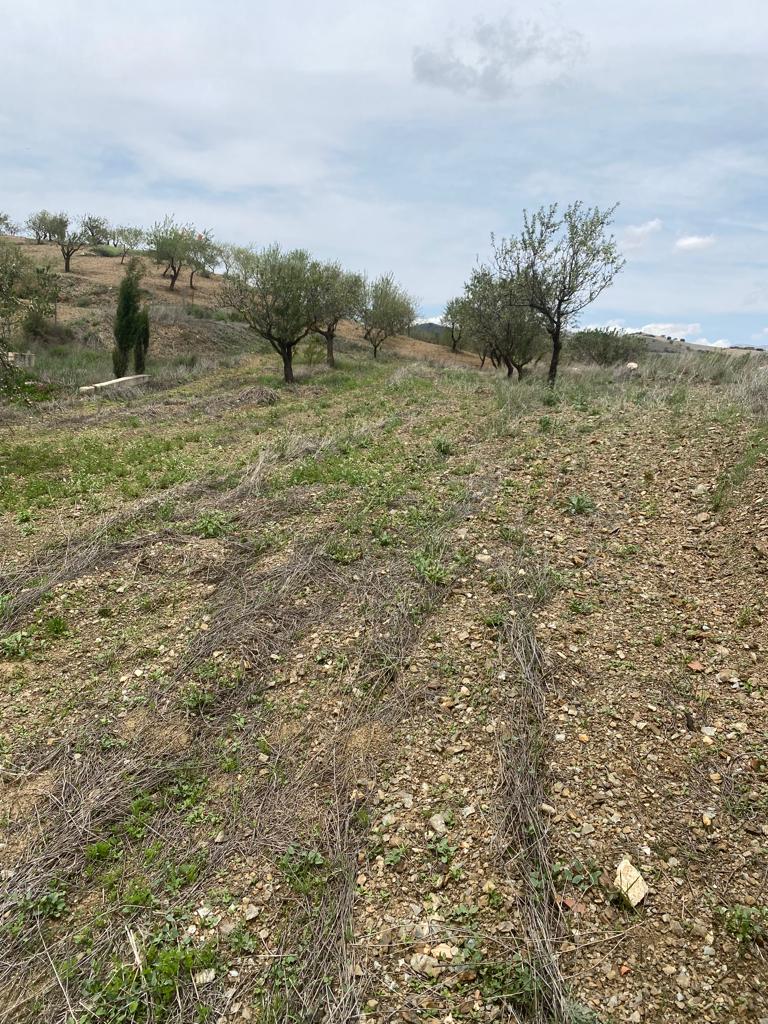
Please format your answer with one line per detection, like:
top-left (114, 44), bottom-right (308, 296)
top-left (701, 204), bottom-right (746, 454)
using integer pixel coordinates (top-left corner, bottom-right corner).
top-left (188, 230), bottom-right (217, 289)
top-left (54, 215), bottom-right (86, 272)
top-left (310, 261), bottom-right (364, 367)
top-left (220, 244), bottom-right (316, 383)
top-left (494, 202), bottom-right (625, 385)
top-left (116, 226), bottom-right (145, 264)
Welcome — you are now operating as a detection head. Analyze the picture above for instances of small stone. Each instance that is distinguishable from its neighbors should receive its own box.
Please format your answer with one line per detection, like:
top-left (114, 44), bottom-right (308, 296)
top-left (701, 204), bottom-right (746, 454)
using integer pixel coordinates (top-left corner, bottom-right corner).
top-left (410, 953), bottom-right (442, 978)
top-left (244, 904), bottom-right (259, 921)
top-left (614, 858), bottom-right (648, 907)
top-left (193, 968), bottom-right (216, 986)
top-left (429, 813), bottom-right (448, 834)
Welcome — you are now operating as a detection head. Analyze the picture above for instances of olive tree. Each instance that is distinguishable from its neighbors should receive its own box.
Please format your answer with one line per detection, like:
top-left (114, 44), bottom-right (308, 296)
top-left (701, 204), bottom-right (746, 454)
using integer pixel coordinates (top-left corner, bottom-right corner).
top-left (493, 202), bottom-right (625, 385)
top-left (460, 268), bottom-right (546, 378)
top-left (310, 261), bottom-right (364, 367)
top-left (220, 244), bottom-right (316, 383)
top-left (358, 274), bottom-right (417, 358)
top-left (148, 216), bottom-right (195, 290)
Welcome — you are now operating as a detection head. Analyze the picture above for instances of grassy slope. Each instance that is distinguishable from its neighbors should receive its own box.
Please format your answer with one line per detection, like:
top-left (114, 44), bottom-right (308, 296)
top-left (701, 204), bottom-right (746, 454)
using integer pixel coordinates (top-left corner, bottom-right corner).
top-left (1, 331), bottom-right (768, 1022)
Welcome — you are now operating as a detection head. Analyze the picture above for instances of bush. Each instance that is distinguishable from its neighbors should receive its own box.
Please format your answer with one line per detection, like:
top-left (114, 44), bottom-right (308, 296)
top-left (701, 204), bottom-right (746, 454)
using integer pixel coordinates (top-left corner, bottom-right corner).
top-left (569, 328), bottom-right (646, 367)
top-left (22, 313), bottom-right (73, 344)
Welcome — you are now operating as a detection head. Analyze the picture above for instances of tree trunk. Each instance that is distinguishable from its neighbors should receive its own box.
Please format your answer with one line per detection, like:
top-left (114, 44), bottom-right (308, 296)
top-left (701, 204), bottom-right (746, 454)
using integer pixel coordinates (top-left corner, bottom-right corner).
top-left (281, 347), bottom-right (294, 383)
top-left (479, 353), bottom-right (486, 368)
top-left (189, 270), bottom-right (196, 289)
top-left (547, 325), bottom-right (562, 387)
top-left (325, 334), bottom-right (335, 368)
top-left (169, 265), bottom-right (180, 291)
top-left (63, 253), bottom-right (71, 272)
top-left (515, 363), bottom-right (527, 380)
top-left (162, 263), bottom-right (171, 277)
top-left (120, 251), bottom-right (126, 264)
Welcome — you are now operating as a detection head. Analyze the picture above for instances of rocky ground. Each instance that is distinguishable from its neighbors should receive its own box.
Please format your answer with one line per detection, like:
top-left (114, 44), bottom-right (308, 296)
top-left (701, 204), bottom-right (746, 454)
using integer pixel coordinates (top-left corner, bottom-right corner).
top-left (0, 349), bottom-right (766, 1023)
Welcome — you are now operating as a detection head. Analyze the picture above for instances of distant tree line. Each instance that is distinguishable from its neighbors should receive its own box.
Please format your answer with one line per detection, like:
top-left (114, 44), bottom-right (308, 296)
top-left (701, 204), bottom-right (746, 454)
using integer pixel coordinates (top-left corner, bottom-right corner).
top-left (2, 208), bottom-right (418, 384)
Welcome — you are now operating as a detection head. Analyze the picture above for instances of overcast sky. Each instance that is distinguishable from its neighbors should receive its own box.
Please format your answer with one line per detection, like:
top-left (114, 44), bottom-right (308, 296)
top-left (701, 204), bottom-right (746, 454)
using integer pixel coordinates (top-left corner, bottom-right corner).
top-left (2, 0), bottom-right (768, 346)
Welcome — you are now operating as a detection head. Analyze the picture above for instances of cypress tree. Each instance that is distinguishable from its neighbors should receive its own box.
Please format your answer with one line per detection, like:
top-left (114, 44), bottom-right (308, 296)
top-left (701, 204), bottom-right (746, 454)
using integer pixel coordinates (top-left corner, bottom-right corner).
top-left (134, 308), bottom-right (150, 374)
top-left (112, 260), bottom-right (141, 378)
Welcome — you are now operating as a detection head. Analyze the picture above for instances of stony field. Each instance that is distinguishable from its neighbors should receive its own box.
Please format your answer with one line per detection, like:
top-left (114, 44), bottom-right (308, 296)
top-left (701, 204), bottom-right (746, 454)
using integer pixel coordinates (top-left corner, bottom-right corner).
top-left (1, 346), bottom-right (767, 1023)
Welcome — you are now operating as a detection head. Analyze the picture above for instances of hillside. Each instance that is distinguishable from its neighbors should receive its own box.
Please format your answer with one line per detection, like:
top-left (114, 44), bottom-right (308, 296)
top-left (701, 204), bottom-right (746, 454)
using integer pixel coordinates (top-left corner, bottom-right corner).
top-left (1, 331), bottom-right (767, 1021)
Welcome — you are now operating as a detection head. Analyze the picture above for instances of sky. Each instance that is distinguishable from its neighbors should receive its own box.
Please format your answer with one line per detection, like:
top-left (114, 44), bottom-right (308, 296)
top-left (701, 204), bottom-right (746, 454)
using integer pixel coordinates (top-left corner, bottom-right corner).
top-left (2, 0), bottom-right (768, 347)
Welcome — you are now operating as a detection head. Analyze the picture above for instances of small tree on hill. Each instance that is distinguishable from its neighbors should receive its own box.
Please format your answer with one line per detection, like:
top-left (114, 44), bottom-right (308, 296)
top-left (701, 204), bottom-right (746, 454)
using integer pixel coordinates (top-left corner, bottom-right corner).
top-left (115, 226), bottom-right (145, 264)
top-left (25, 210), bottom-right (51, 244)
top-left (460, 268), bottom-right (546, 378)
top-left (113, 260), bottom-right (142, 377)
top-left (0, 213), bottom-right (18, 236)
top-left (188, 230), bottom-right (217, 289)
top-left (310, 261), bottom-right (364, 367)
top-left (148, 216), bottom-right (195, 290)
top-left (52, 216), bottom-right (86, 272)
top-left (358, 274), bottom-right (417, 358)
top-left (220, 244), bottom-right (317, 383)
top-left (443, 297), bottom-right (464, 352)
top-left (494, 202), bottom-right (625, 385)
top-left (81, 214), bottom-right (110, 246)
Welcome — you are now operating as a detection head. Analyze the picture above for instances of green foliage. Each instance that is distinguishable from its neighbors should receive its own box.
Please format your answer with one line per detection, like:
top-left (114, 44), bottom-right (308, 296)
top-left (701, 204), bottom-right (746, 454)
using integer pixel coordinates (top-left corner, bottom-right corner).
top-left (81, 917), bottom-right (219, 1023)
top-left (411, 544), bottom-right (451, 584)
top-left (220, 244), bottom-right (318, 383)
top-left (82, 214), bottom-right (111, 245)
top-left (711, 429), bottom-right (767, 511)
top-left (309, 260), bottom-right (365, 366)
top-left (191, 510), bottom-right (231, 538)
top-left (0, 630), bottom-right (32, 659)
top-left (570, 327), bottom-right (646, 366)
top-left (457, 266), bottom-right (547, 376)
top-left (493, 201), bottom-right (625, 384)
top-left (179, 683), bottom-right (216, 713)
top-left (113, 260), bottom-right (144, 378)
top-left (134, 308), bottom-right (150, 374)
top-left (277, 845), bottom-right (330, 894)
top-left (147, 215), bottom-right (197, 290)
top-left (433, 436), bottom-right (453, 455)
top-left (719, 904), bottom-right (768, 944)
top-left (16, 882), bottom-right (68, 920)
top-left (357, 272), bottom-right (417, 358)
top-left (0, 211), bottom-right (18, 235)
top-left (567, 494), bottom-right (595, 515)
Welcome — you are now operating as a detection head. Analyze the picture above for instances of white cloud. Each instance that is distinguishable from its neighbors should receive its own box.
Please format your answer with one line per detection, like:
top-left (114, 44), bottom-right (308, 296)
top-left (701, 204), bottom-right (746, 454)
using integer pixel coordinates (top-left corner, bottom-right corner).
top-left (675, 234), bottom-right (715, 251)
top-left (751, 327), bottom-right (768, 340)
top-left (697, 338), bottom-right (731, 347)
top-left (412, 15), bottom-right (585, 99)
top-left (622, 218), bottom-right (662, 249)
top-left (639, 322), bottom-right (702, 338)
